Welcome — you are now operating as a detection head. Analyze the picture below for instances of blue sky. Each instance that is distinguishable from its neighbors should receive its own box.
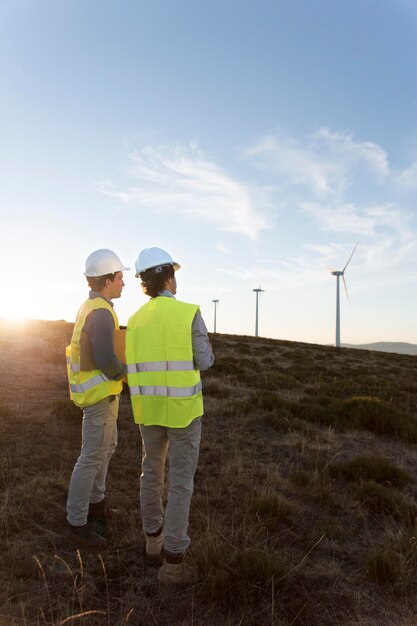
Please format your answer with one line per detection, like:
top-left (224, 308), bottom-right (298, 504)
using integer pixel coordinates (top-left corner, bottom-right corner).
top-left (1, 0), bottom-right (417, 345)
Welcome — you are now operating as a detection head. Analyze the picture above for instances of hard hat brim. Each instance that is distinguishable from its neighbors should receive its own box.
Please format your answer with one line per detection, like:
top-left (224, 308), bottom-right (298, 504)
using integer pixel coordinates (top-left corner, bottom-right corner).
top-left (84, 265), bottom-right (130, 277)
top-left (135, 261), bottom-right (181, 278)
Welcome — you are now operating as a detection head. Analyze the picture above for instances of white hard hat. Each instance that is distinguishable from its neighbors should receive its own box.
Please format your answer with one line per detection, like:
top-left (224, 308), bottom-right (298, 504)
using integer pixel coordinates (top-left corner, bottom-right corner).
top-left (84, 249), bottom-right (130, 277)
top-left (135, 247), bottom-right (181, 278)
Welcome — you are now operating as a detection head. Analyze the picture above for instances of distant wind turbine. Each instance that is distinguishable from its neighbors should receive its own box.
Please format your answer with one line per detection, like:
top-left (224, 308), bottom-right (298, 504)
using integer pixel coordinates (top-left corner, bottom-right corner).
top-left (253, 286), bottom-right (265, 337)
top-left (212, 299), bottom-right (219, 333)
top-left (330, 245), bottom-right (357, 348)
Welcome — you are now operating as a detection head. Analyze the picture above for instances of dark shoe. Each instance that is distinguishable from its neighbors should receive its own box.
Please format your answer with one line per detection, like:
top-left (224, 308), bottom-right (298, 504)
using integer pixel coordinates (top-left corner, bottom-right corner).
top-left (66, 522), bottom-right (107, 550)
top-left (88, 499), bottom-right (121, 536)
top-left (88, 499), bottom-right (121, 521)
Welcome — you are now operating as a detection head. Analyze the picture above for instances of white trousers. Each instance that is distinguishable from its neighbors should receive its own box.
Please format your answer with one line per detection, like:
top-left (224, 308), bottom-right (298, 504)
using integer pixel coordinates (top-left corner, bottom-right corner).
top-left (66, 395), bottom-right (119, 526)
top-left (139, 417), bottom-right (202, 555)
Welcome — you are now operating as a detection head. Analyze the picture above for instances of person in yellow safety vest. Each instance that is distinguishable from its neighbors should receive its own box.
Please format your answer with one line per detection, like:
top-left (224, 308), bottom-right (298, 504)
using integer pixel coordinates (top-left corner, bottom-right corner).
top-left (126, 247), bottom-right (214, 584)
top-left (65, 248), bottom-right (129, 550)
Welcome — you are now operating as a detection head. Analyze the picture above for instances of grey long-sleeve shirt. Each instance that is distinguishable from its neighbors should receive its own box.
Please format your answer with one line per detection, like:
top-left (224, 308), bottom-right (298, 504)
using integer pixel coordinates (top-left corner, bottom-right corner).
top-left (83, 291), bottom-right (127, 380)
top-left (158, 290), bottom-right (214, 371)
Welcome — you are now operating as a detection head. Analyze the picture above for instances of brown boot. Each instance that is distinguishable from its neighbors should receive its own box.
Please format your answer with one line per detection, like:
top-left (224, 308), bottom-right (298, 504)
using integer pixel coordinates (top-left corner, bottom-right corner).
top-left (157, 552), bottom-right (199, 585)
top-left (66, 522), bottom-right (107, 550)
top-left (144, 528), bottom-right (164, 562)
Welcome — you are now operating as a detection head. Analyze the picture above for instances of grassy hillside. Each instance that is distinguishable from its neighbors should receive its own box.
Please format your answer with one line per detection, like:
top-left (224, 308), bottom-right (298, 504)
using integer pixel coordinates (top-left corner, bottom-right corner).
top-left (1, 319), bottom-right (417, 625)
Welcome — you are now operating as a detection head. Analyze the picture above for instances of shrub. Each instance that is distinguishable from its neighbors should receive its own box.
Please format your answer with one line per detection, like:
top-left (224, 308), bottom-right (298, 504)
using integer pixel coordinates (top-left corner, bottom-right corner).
top-left (247, 390), bottom-right (291, 413)
top-left (233, 343), bottom-right (253, 355)
top-left (198, 546), bottom-right (287, 609)
top-left (231, 548), bottom-right (287, 591)
top-left (203, 380), bottom-right (232, 398)
top-left (197, 535), bottom-right (234, 573)
top-left (354, 480), bottom-right (417, 523)
top-left (329, 456), bottom-right (412, 488)
top-left (366, 531), bottom-right (417, 593)
top-left (367, 548), bottom-right (401, 585)
top-left (289, 470), bottom-right (311, 487)
top-left (212, 356), bottom-right (251, 378)
top-left (249, 370), bottom-right (300, 391)
top-left (291, 396), bottom-right (417, 444)
top-left (222, 398), bottom-right (252, 417)
top-left (248, 493), bottom-right (297, 526)
top-left (289, 396), bottom-right (335, 424)
top-left (339, 397), bottom-right (417, 442)
top-left (263, 412), bottom-right (292, 432)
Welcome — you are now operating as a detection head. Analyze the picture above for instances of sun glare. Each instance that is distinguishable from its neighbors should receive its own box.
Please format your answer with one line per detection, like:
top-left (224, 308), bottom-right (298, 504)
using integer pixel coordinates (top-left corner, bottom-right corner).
top-left (0, 314), bottom-right (28, 327)
top-left (2, 287), bottom-right (49, 326)
top-left (1, 292), bottom-right (31, 326)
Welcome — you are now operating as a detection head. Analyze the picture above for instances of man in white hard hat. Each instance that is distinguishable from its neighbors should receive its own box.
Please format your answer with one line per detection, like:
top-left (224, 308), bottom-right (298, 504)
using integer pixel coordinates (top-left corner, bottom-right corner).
top-left (126, 247), bottom-right (214, 584)
top-left (65, 249), bottom-right (129, 550)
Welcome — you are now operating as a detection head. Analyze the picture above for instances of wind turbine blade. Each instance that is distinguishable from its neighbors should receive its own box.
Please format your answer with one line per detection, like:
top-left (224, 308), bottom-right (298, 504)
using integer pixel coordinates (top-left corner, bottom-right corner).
top-left (342, 275), bottom-right (350, 305)
top-left (343, 244), bottom-right (357, 272)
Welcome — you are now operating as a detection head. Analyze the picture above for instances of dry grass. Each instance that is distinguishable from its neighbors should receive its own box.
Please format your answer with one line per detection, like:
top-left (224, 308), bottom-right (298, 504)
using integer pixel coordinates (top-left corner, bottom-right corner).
top-left (2, 321), bottom-right (417, 624)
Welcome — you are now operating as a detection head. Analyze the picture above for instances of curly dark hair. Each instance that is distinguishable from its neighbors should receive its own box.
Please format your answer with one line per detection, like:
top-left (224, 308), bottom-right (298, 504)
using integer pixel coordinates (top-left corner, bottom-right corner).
top-left (140, 265), bottom-right (175, 298)
top-left (87, 273), bottom-right (117, 291)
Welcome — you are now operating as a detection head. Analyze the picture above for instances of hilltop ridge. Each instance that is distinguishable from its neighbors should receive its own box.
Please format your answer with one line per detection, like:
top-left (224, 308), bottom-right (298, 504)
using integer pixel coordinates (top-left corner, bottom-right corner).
top-left (343, 341), bottom-right (417, 356)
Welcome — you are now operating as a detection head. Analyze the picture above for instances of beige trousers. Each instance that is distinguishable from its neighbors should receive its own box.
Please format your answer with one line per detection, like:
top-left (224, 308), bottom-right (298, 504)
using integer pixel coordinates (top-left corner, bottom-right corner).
top-left (139, 417), bottom-right (202, 555)
top-left (66, 395), bottom-right (119, 526)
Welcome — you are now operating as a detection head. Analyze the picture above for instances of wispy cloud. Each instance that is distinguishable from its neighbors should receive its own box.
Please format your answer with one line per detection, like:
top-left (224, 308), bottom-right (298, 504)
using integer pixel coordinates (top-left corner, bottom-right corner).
top-left (97, 132), bottom-right (417, 293)
top-left (300, 202), bottom-right (412, 240)
top-left (214, 127), bottom-right (417, 295)
top-left (216, 256), bottom-right (332, 292)
top-left (313, 128), bottom-right (389, 179)
top-left (244, 128), bottom-right (417, 275)
top-left (244, 128), bottom-right (390, 198)
top-left (216, 240), bottom-right (417, 295)
top-left (217, 242), bottom-right (231, 255)
top-left (245, 134), bottom-right (340, 196)
top-left (98, 144), bottom-right (269, 240)
top-left (301, 202), bottom-right (375, 236)
top-left (395, 161), bottom-right (417, 191)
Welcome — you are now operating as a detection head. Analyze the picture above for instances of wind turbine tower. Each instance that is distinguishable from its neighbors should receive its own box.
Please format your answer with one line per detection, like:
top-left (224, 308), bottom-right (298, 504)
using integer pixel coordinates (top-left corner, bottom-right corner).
top-left (253, 287), bottom-right (265, 337)
top-left (331, 245), bottom-right (357, 348)
top-left (212, 299), bottom-right (219, 334)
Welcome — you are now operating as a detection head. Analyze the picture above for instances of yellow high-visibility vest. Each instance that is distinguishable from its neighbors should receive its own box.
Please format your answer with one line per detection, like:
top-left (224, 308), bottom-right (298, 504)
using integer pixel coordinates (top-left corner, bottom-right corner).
top-left (126, 297), bottom-right (203, 427)
top-left (66, 298), bottom-right (123, 408)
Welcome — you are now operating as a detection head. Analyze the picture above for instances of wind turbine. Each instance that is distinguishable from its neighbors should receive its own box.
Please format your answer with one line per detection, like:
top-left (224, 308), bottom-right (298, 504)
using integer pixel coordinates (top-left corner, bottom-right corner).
top-left (330, 245), bottom-right (357, 348)
top-left (212, 299), bottom-right (219, 333)
top-left (253, 286), bottom-right (265, 337)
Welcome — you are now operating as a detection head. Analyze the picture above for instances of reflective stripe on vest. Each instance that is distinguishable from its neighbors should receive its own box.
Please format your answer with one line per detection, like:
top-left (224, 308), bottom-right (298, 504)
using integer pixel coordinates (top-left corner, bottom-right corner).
top-left (130, 381), bottom-right (202, 397)
top-left (127, 360), bottom-right (195, 374)
top-left (66, 355), bottom-right (80, 372)
top-left (70, 372), bottom-right (111, 393)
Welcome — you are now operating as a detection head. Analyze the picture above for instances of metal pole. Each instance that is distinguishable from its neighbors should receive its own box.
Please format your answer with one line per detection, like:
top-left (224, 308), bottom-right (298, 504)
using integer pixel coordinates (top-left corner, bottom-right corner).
top-left (253, 287), bottom-right (264, 337)
top-left (212, 299), bottom-right (219, 333)
top-left (335, 275), bottom-right (340, 347)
